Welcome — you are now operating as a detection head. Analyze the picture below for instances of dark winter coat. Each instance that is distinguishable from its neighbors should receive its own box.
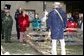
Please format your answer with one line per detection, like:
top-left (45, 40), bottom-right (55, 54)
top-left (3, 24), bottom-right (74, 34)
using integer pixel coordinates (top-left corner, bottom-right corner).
top-left (2, 15), bottom-right (13, 34)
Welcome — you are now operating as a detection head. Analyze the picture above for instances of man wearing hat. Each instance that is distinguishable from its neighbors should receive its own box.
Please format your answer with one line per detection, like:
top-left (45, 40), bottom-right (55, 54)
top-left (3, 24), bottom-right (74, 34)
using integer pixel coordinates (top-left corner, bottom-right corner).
top-left (2, 4), bottom-right (13, 43)
top-left (1, 4), bottom-right (11, 39)
top-left (47, 2), bottom-right (67, 55)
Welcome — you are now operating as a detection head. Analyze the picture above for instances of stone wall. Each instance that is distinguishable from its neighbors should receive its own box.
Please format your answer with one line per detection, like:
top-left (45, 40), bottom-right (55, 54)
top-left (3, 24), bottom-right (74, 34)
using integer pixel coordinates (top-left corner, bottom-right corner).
top-left (1, 1), bottom-right (66, 34)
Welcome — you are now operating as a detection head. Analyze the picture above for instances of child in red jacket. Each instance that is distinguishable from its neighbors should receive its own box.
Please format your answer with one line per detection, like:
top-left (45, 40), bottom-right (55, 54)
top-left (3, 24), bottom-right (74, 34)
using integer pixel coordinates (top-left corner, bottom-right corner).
top-left (18, 9), bottom-right (30, 43)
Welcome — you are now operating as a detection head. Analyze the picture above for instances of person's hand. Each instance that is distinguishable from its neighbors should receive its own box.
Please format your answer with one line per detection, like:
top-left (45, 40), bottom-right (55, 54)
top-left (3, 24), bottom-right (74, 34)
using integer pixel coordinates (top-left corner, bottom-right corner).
top-left (26, 28), bottom-right (29, 31)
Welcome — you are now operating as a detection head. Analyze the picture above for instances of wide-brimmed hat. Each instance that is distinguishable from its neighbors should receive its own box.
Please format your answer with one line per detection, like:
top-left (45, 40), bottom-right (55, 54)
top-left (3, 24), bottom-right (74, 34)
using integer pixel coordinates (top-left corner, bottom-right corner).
top-left (4, 4), bottom-right (11, 10)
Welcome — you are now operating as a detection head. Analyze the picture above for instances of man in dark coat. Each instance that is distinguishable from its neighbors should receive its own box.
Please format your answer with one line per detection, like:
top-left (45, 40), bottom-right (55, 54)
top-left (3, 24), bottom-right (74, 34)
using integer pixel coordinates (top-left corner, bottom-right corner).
top-left (47, 2), bottom-right (67, 55)
top-left (2, 11), bottom-right (13, 43)
top-left (1, 10), bottom-right (6, 39)
top-left (1, 4), bottom-right (11, 39)
top-left (14, 8), bottom-right (22, 40)
top-left (78, 13), bottom-right (83, 28)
